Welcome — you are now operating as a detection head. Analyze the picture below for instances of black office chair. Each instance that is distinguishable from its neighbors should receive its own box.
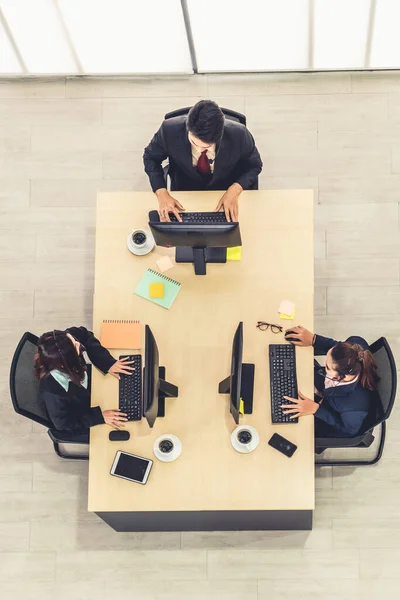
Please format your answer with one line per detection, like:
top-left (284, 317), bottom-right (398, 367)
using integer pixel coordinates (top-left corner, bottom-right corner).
top-left (9, 332), bottom-right (89, 460)
top-left (164, 106), bottom-right (246, 126)
top-left (163, 106), bottom-right (247, 189)
top-left (315, 337), bottom-right (397, 466)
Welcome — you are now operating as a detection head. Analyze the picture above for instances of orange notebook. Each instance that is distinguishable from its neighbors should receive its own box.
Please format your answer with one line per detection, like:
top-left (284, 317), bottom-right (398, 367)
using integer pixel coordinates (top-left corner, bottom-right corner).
top-left (100, 320), bottom-right (141, 350)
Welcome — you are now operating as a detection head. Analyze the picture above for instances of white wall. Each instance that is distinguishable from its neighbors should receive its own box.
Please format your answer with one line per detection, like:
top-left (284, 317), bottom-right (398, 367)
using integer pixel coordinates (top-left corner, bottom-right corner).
top-left (1, 0), bottom-right (399, 75)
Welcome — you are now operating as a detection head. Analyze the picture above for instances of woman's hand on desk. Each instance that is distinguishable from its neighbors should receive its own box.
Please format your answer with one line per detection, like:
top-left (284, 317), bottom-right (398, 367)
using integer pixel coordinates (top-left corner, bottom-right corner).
top-left (285, 325), bottom-right (314, 346)
top-left (102, 409), bottom-right (128, 428)
top-left (281, 391), bottom-right (319, 419)
top-left (108, 357), bottom-right (135, 380)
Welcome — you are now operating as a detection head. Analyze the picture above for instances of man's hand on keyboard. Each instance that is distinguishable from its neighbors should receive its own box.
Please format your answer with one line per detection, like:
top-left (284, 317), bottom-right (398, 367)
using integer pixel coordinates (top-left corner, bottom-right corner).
top-left (214, 183), bottom-right (242, 222)
top-left (281, 391), bottom-right (319, 419)
top-left (108, 357), bottom-right (136, 380)
top-left (156, 188), bottom-right (185, 222)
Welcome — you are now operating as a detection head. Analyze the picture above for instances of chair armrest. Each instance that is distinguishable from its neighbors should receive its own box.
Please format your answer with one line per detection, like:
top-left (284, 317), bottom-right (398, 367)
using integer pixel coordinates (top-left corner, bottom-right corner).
top-left (315, 428), bottom-right (374, 449)
top-left (48, 429), bottom-right (89, 445)
top-left (163, 163), bottom-right (169, 186)
top-left (315, 435), bottom-right (364, 448)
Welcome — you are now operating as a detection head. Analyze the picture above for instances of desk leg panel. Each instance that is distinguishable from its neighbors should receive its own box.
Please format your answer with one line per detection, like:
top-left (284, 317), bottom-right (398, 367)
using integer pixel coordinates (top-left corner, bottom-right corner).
top-left (95, 510), bottom-right (312, 531)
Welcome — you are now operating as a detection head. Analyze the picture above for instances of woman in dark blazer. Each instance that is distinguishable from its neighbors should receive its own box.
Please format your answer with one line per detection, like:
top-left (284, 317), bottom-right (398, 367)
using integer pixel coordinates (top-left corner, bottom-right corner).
top-left (282, 326), bottom-right (380, 437)
top-left (34, 326), bottom-right (133, 441)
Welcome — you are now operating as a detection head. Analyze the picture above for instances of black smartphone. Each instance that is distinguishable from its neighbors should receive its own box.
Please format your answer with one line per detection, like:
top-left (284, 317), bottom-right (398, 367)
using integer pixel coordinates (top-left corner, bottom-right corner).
top-left (268, 433), bottom-right (297, 458)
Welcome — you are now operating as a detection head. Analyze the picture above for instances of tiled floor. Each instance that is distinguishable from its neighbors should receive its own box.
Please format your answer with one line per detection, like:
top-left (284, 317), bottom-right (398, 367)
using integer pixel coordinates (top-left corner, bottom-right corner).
top-left (0, 72), bottom-right (399, 599)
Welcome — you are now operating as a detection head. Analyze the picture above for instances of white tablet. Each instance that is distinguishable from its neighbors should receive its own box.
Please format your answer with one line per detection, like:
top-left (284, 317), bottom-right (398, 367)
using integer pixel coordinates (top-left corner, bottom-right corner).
top-left (110, 450), bottom-right (153, 485)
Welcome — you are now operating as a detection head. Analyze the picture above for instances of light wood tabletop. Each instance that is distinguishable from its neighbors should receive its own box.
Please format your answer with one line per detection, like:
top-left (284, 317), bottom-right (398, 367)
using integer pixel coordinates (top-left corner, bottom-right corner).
top-left (89, 190), bottom-right (314, 518)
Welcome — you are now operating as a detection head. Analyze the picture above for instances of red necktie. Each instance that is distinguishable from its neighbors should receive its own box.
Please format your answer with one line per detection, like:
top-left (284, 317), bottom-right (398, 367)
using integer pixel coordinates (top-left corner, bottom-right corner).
top-left (197, 149), bottom-right (211, 175)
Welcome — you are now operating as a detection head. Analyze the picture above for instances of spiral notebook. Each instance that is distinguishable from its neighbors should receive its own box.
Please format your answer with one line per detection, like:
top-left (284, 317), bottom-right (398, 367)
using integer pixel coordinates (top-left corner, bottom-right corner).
top-left (100, 319), bottom-right (141, 349)
top-left (134, 269), bottom-right (181, 310)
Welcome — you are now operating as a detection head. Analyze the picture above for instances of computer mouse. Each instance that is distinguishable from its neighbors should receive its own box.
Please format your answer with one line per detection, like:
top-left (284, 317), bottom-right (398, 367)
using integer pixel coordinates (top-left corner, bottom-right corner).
top-left (285, 330), bottom-right (298, 343)
top-left (109, 430), bottom-right (130, 442)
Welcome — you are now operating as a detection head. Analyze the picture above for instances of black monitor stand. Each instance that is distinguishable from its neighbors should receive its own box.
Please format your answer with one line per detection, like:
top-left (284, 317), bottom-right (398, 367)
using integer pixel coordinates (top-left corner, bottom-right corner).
top-left (157, 366), bottom-right (179, 417)
top-left (176, 247), bottom-right (227, 275)
top-left (218, 363), bottom-right (255, 414)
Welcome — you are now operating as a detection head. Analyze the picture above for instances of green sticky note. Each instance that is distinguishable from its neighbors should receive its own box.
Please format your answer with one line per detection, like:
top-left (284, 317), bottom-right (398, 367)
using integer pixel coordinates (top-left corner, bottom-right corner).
top-left (227, 246), bottom-right (242, 261)
top-left (239, 398), bottom-right (244, 415)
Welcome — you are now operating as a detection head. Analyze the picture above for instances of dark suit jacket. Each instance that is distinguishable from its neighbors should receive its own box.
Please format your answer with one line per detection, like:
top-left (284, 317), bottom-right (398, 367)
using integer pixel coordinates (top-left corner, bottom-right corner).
top-left (313, 334), bottom-right (374, 437)
top-left (38, 326), bottom-right (116, 436)
top-left (143, 116), bottom-right (262, 192)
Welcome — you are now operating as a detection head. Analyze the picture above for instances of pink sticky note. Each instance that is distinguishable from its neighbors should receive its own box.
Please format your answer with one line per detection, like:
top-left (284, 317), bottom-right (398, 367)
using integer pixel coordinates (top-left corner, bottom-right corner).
top-left (278, 299), bottom-right (295, 316)
top-left (156, 255), bottom-right (174, 273)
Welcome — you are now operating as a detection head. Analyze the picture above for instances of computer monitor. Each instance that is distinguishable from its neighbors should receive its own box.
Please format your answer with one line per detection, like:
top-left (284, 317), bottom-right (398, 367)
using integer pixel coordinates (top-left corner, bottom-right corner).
top-left (148, 210), bottom-right (242, 275)
top-left (218, 322), bottom-right (255, 424)
top-left (143, 325), bottom-right (178, 428)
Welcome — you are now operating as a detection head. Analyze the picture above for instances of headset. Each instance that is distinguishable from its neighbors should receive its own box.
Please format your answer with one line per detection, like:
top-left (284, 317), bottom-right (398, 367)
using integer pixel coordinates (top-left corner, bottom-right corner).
top-left (52, 330), bottom-right (85, 373)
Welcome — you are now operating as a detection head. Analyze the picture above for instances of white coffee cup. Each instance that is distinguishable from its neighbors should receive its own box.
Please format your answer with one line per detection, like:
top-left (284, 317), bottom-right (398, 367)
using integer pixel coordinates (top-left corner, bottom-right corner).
top-left (127, 228), bottom-right (155, 256)
top-left (231, 426), bottom-right (259, 454)
top-left (153, 435), bottom-right (182, 462)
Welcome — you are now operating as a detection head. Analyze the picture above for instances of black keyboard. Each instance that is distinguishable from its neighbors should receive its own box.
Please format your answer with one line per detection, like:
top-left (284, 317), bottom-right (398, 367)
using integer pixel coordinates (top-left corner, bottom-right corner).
top-left (269, 344), bottom-right (298, 424)
top-left (118, 355), bottom-right (142, 421)
top-left (169, 211), bottom-right (228, 224)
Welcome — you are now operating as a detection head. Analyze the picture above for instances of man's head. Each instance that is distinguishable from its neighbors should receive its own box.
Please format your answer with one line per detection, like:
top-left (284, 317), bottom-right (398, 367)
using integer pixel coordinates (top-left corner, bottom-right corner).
top-left (187, 100), bottom-right (224, 147)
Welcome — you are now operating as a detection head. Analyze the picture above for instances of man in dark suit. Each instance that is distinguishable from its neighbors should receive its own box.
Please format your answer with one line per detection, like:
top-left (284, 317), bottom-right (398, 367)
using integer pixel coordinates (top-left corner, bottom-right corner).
top-left (143, 100), bottom-right (262, 222)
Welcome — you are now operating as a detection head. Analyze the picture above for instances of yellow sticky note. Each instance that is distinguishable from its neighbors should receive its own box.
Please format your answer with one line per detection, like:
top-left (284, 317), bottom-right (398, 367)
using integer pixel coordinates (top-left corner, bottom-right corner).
top-left (149, 282), bottom-right (164, 298)
top-left (239, 398), bottom-right (245, 414)
top-left (280, 308), bottom-right (295, 320)
top-left (227, 246), bottom-right (242, 261)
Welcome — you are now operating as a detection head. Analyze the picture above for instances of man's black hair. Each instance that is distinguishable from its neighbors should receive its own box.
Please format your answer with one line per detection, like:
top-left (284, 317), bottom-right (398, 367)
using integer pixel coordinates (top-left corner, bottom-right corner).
top-left (187, 100), bottom-right (224, 144)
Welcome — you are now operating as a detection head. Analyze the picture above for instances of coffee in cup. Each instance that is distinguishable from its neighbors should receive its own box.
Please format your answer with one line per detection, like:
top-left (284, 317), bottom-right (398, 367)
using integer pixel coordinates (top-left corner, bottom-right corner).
top-left (132, 230), bottom-right (147, 246)
top-left (237, 430), bottom-right (252, 445)
top-left (159, 439), bottom-right (174, 454)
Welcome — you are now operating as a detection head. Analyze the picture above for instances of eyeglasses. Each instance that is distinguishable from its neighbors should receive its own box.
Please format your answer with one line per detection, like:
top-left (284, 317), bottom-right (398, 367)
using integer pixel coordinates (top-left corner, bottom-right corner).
top-left (256, 322), bottom-right (283, 334)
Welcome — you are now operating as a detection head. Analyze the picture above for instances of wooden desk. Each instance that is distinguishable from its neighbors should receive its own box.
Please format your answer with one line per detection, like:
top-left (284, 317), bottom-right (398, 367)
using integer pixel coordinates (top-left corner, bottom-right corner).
top-left (89, 190), bottom-right (314, 531)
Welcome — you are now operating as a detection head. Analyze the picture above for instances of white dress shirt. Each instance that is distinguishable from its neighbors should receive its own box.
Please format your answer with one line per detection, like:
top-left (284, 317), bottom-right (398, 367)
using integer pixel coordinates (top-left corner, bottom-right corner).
top-left (189, 138), bottom-right (216, 173)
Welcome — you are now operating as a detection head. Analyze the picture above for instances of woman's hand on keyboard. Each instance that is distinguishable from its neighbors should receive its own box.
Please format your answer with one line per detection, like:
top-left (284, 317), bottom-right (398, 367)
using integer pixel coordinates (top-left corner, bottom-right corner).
top-left (102, 409), bottom-right (128, 427)
top-left (108, 357), bottom-right (135, 380)
top-left (281, 391), bottom-right (319, 418)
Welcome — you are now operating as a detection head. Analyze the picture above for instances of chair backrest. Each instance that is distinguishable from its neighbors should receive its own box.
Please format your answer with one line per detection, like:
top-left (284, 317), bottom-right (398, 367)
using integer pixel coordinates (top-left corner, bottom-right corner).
top-left (369, 337), bottom-right (397, 423)
top-left (164, 106), bottom-right (246, 126)
top-left (9, 331), bottom-right (52, 428)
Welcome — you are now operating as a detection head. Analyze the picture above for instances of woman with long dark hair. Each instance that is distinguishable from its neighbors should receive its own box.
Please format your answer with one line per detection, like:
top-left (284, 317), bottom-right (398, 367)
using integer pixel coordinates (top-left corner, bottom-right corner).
top-left (35, 326), bottom-right (133, 440)
top-left (282, 326), bottom-right (380, 437)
